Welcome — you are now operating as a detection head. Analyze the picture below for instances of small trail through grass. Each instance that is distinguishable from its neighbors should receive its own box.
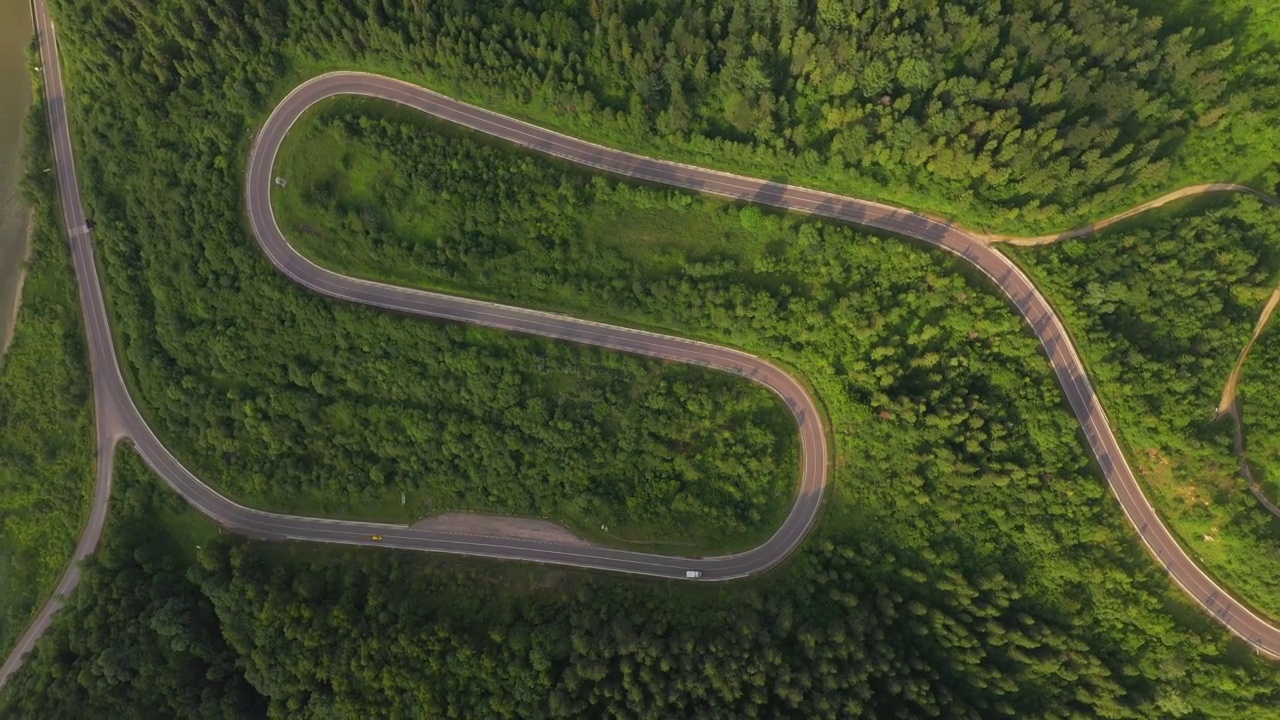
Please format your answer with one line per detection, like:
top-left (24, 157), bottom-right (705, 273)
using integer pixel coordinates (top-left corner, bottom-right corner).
top-left (1218, 287), bottom-right (1280, 419)
top-left (1225, 401), bottom-right (1280, 518)
top-left (983, 184), bottom-right (1280, 246)
top-left (1218, 287), bottom-right (1280, 519)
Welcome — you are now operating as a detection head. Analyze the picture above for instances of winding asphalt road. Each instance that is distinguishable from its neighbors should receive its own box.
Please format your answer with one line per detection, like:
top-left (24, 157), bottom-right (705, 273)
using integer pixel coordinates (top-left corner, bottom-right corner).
top-left (5, 4), bottom-right (1280, 690)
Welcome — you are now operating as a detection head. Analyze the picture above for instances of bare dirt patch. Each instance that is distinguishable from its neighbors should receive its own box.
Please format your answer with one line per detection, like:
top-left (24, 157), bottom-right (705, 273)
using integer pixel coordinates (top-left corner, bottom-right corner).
top-left (412, 512), bottom-right (593, 546)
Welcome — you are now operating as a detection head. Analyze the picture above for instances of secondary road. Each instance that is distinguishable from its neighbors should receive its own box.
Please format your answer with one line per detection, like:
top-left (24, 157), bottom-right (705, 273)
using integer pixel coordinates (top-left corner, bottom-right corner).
top-left (6, 11), bottom-right (1280, 689)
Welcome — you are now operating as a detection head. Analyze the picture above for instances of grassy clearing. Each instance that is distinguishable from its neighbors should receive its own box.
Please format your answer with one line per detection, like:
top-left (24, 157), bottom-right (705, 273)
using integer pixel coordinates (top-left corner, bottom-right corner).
top-left (274, 99), bottom-right (815, 333)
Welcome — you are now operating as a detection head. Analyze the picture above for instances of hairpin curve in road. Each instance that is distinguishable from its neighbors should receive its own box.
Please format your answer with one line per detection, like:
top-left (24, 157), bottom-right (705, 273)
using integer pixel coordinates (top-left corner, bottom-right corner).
top-left (6, 3), bottom-right (1278, 690)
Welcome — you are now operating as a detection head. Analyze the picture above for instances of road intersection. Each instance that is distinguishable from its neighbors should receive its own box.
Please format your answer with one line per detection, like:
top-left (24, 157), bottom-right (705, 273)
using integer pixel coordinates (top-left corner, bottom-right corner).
top-left (5, 1), bottom-right (1280, 690)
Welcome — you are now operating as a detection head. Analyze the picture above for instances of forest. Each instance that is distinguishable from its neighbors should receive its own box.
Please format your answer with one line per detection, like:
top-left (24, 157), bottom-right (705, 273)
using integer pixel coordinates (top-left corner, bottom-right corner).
top-left (4, 453), bottom-right (1280, 718)
top-left (45, 0), bottom-right (825, 551)
top-left (51, 0), bottom-right (1280, 236)
top-left (272, 0), bottom-right (1280, 232)
top-left (45, 0), bottom-right (1280, 543)
top-left (0, 56), bottom-right (92, 657)
top-left (0, 454), bottom-right (264, 718)
top-left (14, 0), bottom-right (1280, 713)
top-left (1011, 194), bottom-right (1280, 618)
top-left (1241, 323), bottom-right (1280, 503)
top-left (280, 95), bottom-right (1280, 620)
top-left (267, 96), bottom-right (1280, 710)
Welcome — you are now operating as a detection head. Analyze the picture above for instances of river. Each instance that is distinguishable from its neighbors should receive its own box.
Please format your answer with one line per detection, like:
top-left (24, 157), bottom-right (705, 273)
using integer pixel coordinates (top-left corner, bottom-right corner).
top-left (0, 0), bottom-right (34, 356)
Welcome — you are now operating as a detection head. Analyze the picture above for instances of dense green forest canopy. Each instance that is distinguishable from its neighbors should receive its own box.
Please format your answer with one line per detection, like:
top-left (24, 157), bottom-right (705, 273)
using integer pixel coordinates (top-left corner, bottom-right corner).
top-left (26, 0), bottom-right (1280, 714)
top-left (62, 0), bottom-right (1280, 234)
top-left (0, 455), bottom-right (264, 718)
top-left (266, 97), bottom-right (1280, 707)
top-left (0, 61), bottom-right (92, 657)
top-left (55, 2), bottom-right (812, 551)
top-left (276, 99), bottom-right (1100, 561)
top-left (1241, 323), bottom-right (1280, 502)
top-left (1012, 195), bottom-right (1280, 618)
top-left (278, 96), bottom-right (1280, 623)
top-left (4, 454), bottom-right (1280, 719)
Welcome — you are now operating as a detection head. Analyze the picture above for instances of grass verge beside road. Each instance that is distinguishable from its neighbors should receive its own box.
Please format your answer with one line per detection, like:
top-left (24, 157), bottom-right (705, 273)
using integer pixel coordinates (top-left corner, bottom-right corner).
top-left (0, 60), bottom-right (92, 658)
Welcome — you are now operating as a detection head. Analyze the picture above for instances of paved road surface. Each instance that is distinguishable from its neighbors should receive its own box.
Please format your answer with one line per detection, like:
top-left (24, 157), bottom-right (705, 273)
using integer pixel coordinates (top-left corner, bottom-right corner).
top-left (252, 71), bottom-right (1280, 658)
top-left (0, 0), bottom-right (128, 687)
top-left (6, 13), bottom-right (1280, 691)
top-left (3, 7), bottom-right (829, 689)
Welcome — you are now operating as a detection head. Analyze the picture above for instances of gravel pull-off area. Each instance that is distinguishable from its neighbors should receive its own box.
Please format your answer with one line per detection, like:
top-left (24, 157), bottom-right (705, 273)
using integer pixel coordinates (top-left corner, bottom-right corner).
top-left (411, 513), bottom-right (592, 546)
